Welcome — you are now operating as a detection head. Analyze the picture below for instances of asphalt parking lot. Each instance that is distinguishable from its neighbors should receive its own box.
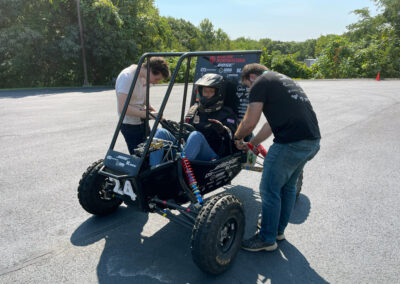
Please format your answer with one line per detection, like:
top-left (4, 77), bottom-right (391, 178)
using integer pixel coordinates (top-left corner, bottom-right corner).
top-left (0, 79), bottom-right (399, 283)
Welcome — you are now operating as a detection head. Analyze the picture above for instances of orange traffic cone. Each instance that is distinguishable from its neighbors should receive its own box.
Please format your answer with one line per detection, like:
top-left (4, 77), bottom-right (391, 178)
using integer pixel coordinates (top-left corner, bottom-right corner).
top-left (376, 72), bottom-right (380, 81)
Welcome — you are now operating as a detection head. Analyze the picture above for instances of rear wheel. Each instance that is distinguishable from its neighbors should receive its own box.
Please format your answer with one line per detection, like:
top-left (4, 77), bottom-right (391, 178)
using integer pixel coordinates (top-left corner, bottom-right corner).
top-left (78, 159), bottom-right (122, 216)
top-left (191, 193), bottom-right (245, 275)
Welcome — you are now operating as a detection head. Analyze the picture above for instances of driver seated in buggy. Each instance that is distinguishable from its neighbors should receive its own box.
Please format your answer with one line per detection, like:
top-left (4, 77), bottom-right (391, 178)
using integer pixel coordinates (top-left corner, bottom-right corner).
top-left (149, 73), bottom-right (238, 166)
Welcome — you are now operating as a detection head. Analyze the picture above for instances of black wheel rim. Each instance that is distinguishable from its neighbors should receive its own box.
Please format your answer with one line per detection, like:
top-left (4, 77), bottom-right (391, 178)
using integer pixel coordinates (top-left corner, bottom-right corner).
top-left (98, 178), bottom-right (114, 201)
top-left (218, 218), bottom-right (237, 253)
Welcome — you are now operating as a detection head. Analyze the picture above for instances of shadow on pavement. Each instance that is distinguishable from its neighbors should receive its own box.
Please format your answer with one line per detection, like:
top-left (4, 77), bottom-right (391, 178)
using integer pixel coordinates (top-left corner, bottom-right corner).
top-left (290, 193), bottom-right (311, 225)
top-left (226, 185), bottom-right (311, 227)
top-left (70, 186), bottom-right (326, 283)
top-left (0, 87), bottom-right (112, 99)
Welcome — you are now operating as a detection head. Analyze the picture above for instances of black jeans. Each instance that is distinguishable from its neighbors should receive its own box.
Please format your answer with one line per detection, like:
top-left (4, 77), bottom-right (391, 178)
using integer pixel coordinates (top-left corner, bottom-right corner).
top-left (120, 123), bottom-right (147, 155)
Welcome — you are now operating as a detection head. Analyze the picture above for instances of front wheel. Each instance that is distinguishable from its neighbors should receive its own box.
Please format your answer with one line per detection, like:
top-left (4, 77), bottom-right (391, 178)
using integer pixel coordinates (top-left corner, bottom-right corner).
top-left (191, 193), bottom-right (245, 275)
top-left (77, 159), bottom-right (122, 216)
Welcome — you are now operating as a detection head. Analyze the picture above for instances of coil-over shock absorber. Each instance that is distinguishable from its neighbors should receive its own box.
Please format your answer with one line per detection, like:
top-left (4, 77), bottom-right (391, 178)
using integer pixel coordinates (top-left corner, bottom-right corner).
top-left (181, 155), bottom-right (203, 206)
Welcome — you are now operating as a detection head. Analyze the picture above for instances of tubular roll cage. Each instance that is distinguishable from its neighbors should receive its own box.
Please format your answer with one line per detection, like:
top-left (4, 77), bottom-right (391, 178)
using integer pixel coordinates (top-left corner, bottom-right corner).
top-left (107, 50), bottom-right (262, 177)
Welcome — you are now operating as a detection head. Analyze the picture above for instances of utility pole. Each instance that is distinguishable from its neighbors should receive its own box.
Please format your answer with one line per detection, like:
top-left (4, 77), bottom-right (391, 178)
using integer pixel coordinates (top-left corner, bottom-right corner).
top-left (76, 0), bottom-right (90, 86)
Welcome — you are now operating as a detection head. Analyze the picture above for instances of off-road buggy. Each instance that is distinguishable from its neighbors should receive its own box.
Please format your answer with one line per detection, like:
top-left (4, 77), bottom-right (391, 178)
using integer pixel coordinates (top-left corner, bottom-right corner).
top-left (77, 51), bottom-right (303, 275)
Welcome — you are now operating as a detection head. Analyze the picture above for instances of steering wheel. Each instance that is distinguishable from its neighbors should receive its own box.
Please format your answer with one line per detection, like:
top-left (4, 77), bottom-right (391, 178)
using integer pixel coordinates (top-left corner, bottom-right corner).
top-left (162, 119), bottom-right (196, 139)
top-left (148, 112), bottom-right (195, 139)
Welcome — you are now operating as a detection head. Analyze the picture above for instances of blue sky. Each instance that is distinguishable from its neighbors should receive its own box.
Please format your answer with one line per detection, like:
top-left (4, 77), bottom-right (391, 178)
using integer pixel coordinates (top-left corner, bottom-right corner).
top-left (154, 0), bottom-right (380, 42)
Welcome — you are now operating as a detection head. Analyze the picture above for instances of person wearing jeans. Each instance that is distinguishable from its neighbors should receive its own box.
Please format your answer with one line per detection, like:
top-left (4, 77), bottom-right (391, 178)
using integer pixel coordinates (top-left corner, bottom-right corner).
top-left (259, 139), bottom-right (320, 245)
top-left (120, 123), bottom-right (148, 155)
top-left (115, 57), bottom-right (170, 154)
top-left (149, 73), bottom-right (238, 166)
top-left (234, 63), bottom-right (321, 252)
top-left (149, 128), bottom-right (218, 166)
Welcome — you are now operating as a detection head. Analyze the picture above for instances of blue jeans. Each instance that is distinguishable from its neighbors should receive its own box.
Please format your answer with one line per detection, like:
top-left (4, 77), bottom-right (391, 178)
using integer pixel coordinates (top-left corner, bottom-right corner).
top-left (120, 123), bottom-right (146, 155)
top-left (259, 139), bottom-right (320, 243)
top-left (149, 129), bottom-right (218, 166)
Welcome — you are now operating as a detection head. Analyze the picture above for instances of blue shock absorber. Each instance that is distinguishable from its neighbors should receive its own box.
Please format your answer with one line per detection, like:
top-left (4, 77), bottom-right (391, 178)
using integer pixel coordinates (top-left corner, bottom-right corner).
top-left (181, 155), bottom-right (203, 205)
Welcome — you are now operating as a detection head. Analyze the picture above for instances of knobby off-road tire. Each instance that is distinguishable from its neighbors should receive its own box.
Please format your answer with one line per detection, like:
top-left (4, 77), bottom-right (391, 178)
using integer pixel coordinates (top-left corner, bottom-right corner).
top-left (78, 159), bottom-right (122, 216)
top-left (296, 170), bottom-right (304, 199)
top-left (191, 193), bottom-right (245, 275)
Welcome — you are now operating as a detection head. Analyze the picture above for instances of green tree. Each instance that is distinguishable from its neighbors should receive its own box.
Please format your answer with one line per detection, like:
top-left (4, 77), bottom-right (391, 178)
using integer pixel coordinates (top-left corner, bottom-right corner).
top-left (0, 0), bottom-right (81, 87)
top-left (375, 0), bottom-right (400, 37)
top-left (0, 0), bottom-right (174, 87)
top-left (215, 28), bottom-right (231, 50)
top-left (312, 36), bottom-right (356, 78)
top-left (345, 3), bottom-right (400, 77)
top-left (2, 0), bottom-right (399, 88)
top-left (261, 49), bottom-right (312, 79)
top-left (199, 18), bottom-right (216, 50)
top-left (314, 34), bottom-right (340, 57)
top-left (166, 17), bottom-right (200, 51)
top-left (346, 7), bottom-right (386, 42)
top-left (231, 37), bottom-right (263, 50)
top-left (167, 57), bottom-right (197, 83)
top-left (296, 39), bottom-right (317, 60)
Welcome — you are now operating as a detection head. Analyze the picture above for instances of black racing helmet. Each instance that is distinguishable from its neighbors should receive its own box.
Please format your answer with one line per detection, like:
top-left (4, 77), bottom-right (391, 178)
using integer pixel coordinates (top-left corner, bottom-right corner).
top-left (195, 73), bottom-right (225, 113)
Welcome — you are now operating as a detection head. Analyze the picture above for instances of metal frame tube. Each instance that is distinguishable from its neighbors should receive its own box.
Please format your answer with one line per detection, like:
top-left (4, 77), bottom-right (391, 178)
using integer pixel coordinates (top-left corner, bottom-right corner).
top-left (109, 52), bottom-right (184, 150)
top-left (154, 207), bottom-right (194, 229)
top-left (152, 197), bottom-right (197, 221)
top-left (145, 59), bottom-right (150, 137)
top-left (109, 50), bottom-right (262, 175)
top-left (178, 57), bottom-right (192, 144)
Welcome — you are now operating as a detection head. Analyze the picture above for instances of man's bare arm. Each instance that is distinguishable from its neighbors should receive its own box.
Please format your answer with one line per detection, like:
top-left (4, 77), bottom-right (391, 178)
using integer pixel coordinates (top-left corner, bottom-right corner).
top-left (234, 102), bottom-right (264, 139)
top-left (250, 122), bottom-right (272, 145)
top-left (117, 93), bottom-right (157, 119)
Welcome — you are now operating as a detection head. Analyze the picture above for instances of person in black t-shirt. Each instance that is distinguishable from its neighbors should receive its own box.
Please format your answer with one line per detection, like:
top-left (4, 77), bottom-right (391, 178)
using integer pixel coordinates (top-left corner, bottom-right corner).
top-left (234, 63), bottom-right (321, 252)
